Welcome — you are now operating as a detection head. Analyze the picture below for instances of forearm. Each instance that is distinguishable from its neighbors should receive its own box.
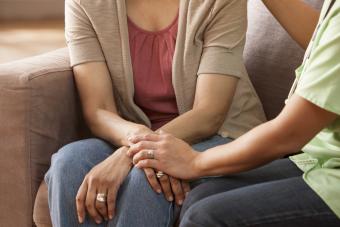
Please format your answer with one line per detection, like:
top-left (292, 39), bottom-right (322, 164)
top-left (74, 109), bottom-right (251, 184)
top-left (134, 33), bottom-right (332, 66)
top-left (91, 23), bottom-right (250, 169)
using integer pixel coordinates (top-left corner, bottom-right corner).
top-left (160, 109), bottom-right (223, 144)
top-left (86, 109), bottom-right (150, 147)
top-left (262, 0), bottom-right (320, 49)
top-left (195, 119), bottom-right (301, 177)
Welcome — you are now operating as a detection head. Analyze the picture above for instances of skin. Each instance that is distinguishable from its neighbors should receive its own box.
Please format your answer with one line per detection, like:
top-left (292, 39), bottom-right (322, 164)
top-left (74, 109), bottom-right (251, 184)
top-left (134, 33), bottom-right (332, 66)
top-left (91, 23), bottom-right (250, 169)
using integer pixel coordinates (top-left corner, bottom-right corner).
top-left (74, 0), bottom-right (238, 224)
top-left (128, 0), bottom-right (338, 184)
top-left (129, 95), bottom-right (338, 179)
top-left (262, 0), bottom-right (320, 49)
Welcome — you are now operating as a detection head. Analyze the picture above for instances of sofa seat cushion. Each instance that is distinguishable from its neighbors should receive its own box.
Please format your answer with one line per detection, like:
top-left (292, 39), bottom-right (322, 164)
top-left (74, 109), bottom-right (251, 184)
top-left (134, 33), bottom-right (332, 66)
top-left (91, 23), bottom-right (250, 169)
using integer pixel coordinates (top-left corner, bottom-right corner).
top-left (33, 182), bottom-right (52, 227)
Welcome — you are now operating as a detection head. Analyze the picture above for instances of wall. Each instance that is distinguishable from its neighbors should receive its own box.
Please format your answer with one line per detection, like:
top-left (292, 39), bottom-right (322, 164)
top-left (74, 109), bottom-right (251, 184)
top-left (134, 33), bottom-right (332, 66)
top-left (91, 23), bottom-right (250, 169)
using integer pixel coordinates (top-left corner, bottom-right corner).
top-left (0, 0), bottom-right (64, 20)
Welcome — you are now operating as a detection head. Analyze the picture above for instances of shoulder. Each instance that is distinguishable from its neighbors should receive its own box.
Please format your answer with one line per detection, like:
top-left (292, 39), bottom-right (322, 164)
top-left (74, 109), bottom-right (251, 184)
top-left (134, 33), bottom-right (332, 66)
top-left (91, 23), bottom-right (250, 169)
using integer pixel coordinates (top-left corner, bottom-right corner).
top-left (212, 0), bottom-right (247, 10)
top-left (183, 0), bottom-right (246, 20)
top-left (74, 0), bottom-right (117, 8)
top-left (203, 0), bottom-right (247, 19)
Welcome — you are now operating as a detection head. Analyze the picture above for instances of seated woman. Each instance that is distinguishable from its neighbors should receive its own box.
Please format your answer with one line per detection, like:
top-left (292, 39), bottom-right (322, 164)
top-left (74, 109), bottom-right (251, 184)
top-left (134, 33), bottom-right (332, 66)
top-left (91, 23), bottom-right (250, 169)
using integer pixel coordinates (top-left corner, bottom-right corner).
top-left (130, 0), bottom-right (340, 226)
top-left (45, 0), bottom-right (265, 226)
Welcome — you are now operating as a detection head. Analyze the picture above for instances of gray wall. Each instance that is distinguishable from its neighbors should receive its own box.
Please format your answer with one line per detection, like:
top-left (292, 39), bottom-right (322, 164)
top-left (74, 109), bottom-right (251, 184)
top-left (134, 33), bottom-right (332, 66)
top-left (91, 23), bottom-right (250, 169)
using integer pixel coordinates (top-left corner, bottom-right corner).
top-left (0, 0), bottom-right (64, 20)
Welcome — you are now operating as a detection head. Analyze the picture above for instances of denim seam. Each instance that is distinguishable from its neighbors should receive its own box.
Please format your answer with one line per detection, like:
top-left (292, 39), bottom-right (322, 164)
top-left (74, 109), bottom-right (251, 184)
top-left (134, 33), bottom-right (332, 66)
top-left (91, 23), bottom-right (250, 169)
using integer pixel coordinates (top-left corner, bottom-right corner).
top-left (166, 202), bottom-right (175, 227)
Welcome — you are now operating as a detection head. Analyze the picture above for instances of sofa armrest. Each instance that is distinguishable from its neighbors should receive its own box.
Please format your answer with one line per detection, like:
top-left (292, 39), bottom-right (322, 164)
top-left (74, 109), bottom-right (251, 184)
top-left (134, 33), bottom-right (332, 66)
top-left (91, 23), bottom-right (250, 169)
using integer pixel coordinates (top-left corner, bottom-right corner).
top-left (0, 48), bottom-right (85, 227)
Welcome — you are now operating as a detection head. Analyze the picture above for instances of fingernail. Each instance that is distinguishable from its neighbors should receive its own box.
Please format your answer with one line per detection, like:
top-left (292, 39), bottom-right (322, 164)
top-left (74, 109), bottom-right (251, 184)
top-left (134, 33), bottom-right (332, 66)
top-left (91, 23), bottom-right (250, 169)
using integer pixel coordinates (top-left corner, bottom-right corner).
top-left (168, 196), bottom-right (174, 201)
top-left (157, 189), bottom-right (162, 194)
top-left (185, 192), bottom-right (189, 197)
top-left (96, 219), bottom-right (102, 224)
top-left (178, 200), bottom-right (183, 205)
top-left (109, 214), bottom-right (113, 220)
top-left (78, 216), bottom-right (83, 223)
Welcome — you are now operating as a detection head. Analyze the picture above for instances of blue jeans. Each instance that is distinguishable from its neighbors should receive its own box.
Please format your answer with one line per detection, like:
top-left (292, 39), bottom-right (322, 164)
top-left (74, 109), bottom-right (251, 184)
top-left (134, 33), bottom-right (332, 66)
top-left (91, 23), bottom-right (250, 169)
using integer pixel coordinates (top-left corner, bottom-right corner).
top-left (179, 158), bottom-right (340, 227)
top-left (45, 135), bottom-right (231, 227)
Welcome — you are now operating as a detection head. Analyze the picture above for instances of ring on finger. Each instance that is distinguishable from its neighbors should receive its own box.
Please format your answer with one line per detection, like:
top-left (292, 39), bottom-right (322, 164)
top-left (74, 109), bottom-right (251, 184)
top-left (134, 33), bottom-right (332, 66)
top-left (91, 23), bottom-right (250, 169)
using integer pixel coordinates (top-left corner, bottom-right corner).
top-left (96, 193), bottom-right (107, 203)
top-left (147, 150), bottom-right (155, 159)
top-left (156, 171), bottom-right (165, 179)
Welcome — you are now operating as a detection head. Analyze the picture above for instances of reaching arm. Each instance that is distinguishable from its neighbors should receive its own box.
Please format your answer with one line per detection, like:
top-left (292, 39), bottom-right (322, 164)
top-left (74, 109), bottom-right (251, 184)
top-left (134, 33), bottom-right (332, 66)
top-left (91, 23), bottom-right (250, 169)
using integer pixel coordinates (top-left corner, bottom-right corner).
top-left (262, 0), bottom-right (320, 49)
top-left (129, 94), bottom-right (337, 180)
top-left (195, 94), bottom-right (337, 177)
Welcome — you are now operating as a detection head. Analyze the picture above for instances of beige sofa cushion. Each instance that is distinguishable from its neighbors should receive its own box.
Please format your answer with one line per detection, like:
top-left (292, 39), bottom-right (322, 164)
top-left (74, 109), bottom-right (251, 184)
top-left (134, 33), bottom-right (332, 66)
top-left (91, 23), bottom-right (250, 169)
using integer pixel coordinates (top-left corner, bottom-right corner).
top-left (244, 0), bottom-right (324, 119)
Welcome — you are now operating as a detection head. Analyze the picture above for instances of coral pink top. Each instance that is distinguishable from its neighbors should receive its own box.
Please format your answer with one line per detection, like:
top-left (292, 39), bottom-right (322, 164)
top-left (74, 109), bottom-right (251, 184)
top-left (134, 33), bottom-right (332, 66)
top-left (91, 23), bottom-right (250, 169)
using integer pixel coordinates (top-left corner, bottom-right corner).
top-left (128, 15), bottom-right (179, 130)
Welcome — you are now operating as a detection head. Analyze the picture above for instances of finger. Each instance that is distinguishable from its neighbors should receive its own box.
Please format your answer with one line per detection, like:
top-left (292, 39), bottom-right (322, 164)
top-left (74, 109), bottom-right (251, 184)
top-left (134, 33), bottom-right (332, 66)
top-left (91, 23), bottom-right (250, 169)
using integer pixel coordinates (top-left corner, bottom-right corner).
top-left (76, 180), bottom-right (88, 224)
top-left (182, 181), bottom-right (191, 197)
top-left (132, 149), bottom-right (157, 165)
top-left (135, 159), bottom-right (160, 170)
top-left (95, 187), bottom-right (108, 221)
top-left (158, 130), bottom-right (167, 135)
top-left (169, 177), bottom-right (184, 206)
top-left (127, 141), bottom-right (159, 157)
top-left (159, 174), bottom-right (174, 202)
top-left (144, 168), bottom-right (162, 194)
top-left (107, 185), bottom-right (118, 220)
top-left (128, 133), bottom-right (161, 144)
top-left (85, 180), bottom-right (103, 224)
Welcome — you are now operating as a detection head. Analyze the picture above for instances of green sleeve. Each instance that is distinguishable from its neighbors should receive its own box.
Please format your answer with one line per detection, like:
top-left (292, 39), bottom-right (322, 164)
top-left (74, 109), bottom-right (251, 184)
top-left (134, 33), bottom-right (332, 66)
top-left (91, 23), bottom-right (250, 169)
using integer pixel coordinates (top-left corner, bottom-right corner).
top-left (296, 13), bottom-right (340, 115)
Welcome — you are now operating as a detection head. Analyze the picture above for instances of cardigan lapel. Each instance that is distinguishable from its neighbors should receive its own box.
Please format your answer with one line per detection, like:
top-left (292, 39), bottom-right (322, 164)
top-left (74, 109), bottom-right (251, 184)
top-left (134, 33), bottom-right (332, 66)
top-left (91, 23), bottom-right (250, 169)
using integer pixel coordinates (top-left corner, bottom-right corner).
top-left (115, 0), bottom-right (151, 125)
top-left (171, 0), bottom-right (186, 114)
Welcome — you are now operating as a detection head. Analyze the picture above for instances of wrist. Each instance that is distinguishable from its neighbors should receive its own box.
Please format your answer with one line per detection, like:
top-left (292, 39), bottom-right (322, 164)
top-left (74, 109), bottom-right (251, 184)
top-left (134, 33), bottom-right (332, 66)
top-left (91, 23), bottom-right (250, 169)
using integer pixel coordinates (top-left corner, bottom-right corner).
top-left (192, 151), bottom-right (208, 179)
top-left (114, 146), bottom-right (133, 168)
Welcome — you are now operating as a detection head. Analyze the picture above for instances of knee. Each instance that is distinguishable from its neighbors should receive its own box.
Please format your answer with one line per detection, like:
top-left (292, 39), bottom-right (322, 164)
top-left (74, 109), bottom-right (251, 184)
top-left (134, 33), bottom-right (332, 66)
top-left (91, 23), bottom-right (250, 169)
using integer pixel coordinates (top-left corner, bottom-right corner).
top-left (117, 168), bottom-right (155, 203)
top-left (126, 167), bottom-right (149, 190)
top-left (46, 138), bottom-right (111, 183)
top-left (180, 201), bottom-right (220, 227)
top-left (180, 183), bottom-right (213, 221)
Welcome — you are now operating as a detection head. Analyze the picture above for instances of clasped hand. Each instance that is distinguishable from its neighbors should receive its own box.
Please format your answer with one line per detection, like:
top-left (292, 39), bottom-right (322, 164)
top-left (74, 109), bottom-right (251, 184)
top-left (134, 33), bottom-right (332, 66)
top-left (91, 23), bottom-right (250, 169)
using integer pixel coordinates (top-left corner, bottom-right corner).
top-left (127, 131), bottom-right (201, 181)
top-left (75, 131), bottom-right (194, 224)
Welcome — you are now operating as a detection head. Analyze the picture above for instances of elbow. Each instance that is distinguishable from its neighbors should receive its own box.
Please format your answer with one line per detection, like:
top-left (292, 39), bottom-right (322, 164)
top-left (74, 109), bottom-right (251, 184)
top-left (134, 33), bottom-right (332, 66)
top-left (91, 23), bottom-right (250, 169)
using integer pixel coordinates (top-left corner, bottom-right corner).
top-left (266, 119), bottom-right (306, 158)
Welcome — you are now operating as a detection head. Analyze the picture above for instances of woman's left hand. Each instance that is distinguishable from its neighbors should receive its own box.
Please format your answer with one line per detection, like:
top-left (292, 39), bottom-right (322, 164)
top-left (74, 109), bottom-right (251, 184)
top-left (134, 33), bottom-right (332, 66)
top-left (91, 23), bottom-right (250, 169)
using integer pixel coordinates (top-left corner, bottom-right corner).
top-left (127, 131), bottom-right (201, 180)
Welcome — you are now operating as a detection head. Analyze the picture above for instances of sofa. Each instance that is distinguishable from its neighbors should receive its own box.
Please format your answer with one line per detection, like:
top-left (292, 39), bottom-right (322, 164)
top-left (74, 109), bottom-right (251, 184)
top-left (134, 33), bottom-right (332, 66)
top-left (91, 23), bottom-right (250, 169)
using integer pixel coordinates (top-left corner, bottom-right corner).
top-left (0, 0), bottom-right (323, 226)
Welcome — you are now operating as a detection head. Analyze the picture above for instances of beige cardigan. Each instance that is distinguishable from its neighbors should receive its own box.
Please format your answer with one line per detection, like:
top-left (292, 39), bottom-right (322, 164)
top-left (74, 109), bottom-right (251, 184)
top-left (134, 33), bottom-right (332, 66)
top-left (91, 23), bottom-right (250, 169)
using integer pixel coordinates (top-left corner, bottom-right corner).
top-left (65, 0), bottom-right (266, 139)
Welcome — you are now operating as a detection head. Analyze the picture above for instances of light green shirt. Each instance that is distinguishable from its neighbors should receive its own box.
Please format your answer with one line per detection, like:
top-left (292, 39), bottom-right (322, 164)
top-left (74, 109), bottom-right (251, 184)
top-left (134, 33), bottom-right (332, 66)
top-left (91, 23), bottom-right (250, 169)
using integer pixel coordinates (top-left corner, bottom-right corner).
top-left (289, 0), bottom-right (340, 218)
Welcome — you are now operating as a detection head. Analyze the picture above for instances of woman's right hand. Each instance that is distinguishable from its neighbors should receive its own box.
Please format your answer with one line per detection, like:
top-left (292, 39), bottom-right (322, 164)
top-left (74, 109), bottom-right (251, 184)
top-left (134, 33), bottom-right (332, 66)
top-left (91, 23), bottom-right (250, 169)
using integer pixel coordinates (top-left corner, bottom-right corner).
top-left (76, 146), bottom-right (132, 224)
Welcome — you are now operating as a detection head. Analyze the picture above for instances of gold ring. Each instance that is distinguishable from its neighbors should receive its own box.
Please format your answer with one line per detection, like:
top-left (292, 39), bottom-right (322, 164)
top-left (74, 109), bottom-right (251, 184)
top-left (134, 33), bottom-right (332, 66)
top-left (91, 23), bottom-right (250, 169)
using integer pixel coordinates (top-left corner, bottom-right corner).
top-left (96, 193), bottom-right (107, 203)
top-left (156, 171), bottom-right (165, 179)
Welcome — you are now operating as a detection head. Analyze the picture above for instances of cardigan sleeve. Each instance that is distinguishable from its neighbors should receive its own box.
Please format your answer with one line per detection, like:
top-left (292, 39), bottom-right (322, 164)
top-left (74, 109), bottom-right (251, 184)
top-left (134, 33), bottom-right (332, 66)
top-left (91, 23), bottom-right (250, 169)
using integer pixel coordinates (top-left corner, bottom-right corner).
top-left (197, 0), bottom-right (247, 78)
top-left (65, 0), bottom-right (105, 67)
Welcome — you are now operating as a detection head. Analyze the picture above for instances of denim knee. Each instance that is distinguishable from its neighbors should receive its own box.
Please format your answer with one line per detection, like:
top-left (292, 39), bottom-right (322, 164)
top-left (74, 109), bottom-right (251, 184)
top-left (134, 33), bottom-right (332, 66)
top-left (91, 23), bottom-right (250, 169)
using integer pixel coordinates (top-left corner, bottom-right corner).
top-left (180, 201), bottom-right (219, 227)
top-left (45, 138), bottom-right (113, 186)
top-left (111, 168), bottom-right (176, 227)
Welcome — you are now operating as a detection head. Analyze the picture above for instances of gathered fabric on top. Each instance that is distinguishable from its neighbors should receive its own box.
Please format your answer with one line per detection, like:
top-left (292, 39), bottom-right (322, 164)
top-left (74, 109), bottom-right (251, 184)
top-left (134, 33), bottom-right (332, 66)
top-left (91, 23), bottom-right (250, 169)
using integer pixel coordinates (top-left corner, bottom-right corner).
top-left (127, 13), bottom-right (179, 130)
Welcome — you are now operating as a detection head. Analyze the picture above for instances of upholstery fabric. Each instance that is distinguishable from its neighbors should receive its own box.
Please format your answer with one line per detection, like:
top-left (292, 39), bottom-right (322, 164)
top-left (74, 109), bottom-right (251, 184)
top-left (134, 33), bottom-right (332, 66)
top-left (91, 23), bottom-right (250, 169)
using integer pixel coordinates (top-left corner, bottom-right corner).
top-left (0, 0), bottom-right (324, 227)
top-left (0, 49), bottom-right (85, 227)
top-left (244, 0), bottom-right (324, 119)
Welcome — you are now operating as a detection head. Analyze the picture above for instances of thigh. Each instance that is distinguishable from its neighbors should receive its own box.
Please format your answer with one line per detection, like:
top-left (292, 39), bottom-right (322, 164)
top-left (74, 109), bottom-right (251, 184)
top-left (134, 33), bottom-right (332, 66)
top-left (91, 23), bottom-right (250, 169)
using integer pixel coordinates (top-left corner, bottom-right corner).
top-left (180, 177), bottom-right (340, 227)
top-left (182, 159), bottom-right (302, 219)
top-left (45, 138), bottom-right (116, 185)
